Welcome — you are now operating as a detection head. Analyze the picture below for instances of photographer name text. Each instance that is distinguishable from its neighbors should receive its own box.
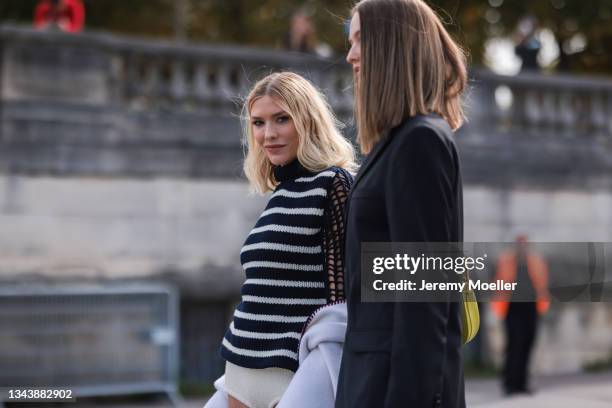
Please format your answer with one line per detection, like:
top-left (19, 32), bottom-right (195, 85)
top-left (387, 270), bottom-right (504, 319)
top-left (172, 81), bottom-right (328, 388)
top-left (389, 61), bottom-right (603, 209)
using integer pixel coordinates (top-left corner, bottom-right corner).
top-left (373, 279), bottom-right (517, 292)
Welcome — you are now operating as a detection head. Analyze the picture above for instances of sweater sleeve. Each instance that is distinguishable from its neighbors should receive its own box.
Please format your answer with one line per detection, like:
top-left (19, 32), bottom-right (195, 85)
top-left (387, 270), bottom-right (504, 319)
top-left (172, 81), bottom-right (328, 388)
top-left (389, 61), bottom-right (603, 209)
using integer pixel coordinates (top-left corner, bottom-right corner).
top-left (322, 169), bottom-right (353, 302)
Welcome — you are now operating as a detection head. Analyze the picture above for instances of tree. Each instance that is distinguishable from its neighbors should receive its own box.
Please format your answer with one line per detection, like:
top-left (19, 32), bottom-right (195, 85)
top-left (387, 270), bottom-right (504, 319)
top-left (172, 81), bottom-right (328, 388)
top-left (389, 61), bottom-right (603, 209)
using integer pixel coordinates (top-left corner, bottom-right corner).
top-left (2, 0), bottom-right (612, 75)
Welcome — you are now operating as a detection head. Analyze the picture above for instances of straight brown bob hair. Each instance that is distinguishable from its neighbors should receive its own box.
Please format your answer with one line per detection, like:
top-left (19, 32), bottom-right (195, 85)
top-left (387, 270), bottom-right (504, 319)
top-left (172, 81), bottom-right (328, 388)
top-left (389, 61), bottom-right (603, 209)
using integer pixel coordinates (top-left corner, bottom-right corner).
top-left (353, 0), bottom-right (467, 153)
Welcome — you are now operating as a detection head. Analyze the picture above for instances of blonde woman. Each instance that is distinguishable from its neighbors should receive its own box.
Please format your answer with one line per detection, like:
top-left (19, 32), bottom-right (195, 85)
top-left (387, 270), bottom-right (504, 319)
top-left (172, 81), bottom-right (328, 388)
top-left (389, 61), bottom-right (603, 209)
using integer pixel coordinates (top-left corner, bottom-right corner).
top-left (205, 72), bottom-right (356, 408)
top-left (338, 1), bottom-right (468, 407)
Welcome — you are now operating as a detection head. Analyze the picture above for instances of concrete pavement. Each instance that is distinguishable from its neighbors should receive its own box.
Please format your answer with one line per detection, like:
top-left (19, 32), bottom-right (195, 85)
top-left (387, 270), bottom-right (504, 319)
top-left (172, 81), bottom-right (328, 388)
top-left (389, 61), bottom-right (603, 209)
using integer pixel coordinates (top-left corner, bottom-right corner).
top-left (26, 371), bottom-right (610, 407)
top-left (467, 371), bottom-right (612, 407)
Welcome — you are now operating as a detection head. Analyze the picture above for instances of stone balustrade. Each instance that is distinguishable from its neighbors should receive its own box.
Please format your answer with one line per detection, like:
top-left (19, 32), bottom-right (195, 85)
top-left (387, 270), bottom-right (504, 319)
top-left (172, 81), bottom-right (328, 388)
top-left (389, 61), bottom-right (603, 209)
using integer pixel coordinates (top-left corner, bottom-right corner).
top-left (1, 24), bottom-right (610, 189)
top-left (114, 35), bottom-right (354, 116)
top-left (468, 69), bottom-right (612, 139)
top-left (0, 24), bottom-right (353, 114)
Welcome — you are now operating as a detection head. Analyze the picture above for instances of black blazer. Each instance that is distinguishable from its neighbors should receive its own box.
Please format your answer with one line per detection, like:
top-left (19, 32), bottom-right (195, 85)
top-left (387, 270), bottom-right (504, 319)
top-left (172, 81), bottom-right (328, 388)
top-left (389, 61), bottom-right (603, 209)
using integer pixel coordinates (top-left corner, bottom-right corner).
top-left (335, 114), bottom-right (465, 408)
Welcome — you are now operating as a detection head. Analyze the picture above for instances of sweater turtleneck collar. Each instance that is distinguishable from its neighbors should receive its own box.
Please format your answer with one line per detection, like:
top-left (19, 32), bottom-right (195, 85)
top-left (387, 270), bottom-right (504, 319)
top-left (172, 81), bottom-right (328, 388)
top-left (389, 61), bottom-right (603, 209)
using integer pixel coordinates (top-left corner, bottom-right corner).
top-left (274, 159), bottom-right (311, 182)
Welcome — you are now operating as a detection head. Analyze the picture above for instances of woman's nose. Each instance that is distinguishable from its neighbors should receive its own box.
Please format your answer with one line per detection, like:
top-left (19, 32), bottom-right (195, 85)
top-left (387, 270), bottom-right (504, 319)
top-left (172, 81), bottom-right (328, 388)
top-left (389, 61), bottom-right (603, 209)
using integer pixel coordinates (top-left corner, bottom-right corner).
top-left (347, 44), bottom-right (359, 65)
top-left (264, 124), bottom-right (277, 139)
top-left (346, 46), bottom-right (354, 64)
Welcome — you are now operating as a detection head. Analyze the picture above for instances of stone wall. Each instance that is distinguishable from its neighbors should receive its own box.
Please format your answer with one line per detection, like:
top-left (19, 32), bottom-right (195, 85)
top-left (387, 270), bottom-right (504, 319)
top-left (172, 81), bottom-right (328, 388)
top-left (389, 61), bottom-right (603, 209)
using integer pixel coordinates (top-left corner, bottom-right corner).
top-left (2, 25), bottom-right (612, 377)
top-left (0, 175), bottom-right (266, 299)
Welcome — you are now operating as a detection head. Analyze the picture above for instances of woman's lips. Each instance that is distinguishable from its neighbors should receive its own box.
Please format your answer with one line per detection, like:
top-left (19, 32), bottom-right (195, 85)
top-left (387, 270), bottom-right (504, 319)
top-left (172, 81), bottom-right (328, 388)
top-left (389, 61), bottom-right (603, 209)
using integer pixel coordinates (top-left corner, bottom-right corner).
top-left (265, 145), bottom-right (285, 151)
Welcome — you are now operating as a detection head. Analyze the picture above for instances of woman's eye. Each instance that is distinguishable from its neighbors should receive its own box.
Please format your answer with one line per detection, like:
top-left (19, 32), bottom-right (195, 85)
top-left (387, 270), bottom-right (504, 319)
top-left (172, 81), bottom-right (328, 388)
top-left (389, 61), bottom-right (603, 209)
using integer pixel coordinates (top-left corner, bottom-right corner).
top-left (277, 116), bottom-right (289, 123)
top-left (252, 120), bottom-right (264, 127)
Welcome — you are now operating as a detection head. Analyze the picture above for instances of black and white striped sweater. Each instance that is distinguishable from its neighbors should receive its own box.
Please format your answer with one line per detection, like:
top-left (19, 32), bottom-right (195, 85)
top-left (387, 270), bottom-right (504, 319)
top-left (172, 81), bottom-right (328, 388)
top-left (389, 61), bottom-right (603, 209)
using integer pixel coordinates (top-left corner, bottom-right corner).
top-left (220, 160), bottom-right (353, 372)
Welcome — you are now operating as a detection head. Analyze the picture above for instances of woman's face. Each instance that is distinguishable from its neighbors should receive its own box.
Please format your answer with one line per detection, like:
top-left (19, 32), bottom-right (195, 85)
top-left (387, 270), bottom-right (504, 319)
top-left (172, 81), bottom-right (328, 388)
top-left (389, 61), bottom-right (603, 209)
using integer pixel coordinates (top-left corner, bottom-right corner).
top-left (346, 12), bottom-right (361, 84)
top-left (250, 95), bottom-right (299, 166)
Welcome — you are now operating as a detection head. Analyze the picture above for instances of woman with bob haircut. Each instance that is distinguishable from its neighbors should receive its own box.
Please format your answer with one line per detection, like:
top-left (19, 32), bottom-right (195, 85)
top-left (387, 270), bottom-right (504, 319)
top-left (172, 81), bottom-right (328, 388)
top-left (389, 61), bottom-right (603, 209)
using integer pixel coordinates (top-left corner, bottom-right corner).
top-left (204, 71), bottom-right (356, 408)
top-left (337, 1), bottom-right (467, 407)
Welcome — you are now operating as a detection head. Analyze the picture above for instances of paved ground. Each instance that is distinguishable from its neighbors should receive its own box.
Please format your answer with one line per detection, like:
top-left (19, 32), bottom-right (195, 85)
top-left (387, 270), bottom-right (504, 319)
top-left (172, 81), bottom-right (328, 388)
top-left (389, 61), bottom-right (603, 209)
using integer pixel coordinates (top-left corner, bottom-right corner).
top-left (9, 371), bottom-right (610, 407)
top-left (195, 371), bottom-right (612, 408)
top-left (467, 371), bottom-right (612, 407)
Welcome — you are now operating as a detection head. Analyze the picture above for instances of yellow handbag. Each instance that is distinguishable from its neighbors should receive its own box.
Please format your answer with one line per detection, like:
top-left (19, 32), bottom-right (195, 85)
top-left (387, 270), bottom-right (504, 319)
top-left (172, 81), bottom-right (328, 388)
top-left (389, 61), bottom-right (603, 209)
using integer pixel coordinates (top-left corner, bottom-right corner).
top-left (460, 269), bottom-right (480, 345)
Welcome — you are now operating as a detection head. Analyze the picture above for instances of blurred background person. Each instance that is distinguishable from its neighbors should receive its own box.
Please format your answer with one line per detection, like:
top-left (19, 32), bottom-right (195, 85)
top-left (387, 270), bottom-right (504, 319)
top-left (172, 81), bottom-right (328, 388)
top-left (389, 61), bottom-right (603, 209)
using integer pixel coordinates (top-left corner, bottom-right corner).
top-left (33, 0), bottom-right (84, 33)
top-left (284, 6), bottom-right (333, 57)
top-left (513, 15), bottom-right (541, 72)
top-left (491, 235), bottom-right (550, 396)
top-left (285, 7), bottom-right (316, 54)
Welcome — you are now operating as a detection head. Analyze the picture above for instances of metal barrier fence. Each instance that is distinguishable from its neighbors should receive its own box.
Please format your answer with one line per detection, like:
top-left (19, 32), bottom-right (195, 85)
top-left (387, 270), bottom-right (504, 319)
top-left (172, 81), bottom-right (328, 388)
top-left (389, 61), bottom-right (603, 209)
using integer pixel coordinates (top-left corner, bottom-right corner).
top-left (0, 284), bottom-right (181, 406)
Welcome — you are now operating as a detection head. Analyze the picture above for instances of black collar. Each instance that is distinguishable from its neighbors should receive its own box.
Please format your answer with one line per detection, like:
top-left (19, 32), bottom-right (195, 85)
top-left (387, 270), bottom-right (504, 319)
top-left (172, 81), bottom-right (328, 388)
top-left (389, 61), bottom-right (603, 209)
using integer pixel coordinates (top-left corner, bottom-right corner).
top-left (274, 159), bottom-right (311, 182)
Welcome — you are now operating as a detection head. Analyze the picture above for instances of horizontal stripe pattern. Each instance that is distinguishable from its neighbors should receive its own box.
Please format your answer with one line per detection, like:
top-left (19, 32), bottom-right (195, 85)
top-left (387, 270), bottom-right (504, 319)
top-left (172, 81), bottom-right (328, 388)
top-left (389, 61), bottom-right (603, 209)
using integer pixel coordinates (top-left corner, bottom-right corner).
top-left (243, 261), bottom-right (323, 272)
top-left (241, 242), bottom-right (322, 254)
top-left (242, 295), bottom-right (327, 305)
top-left (260, 207), bottom-right (324, 217)
top-left (222, 166), bottom-right (350, 372)
top-left (233, 309), bottom-right (309, 323)
top-left (243, 279), bottom-right (325, 288)
top-left (249, 224), bottom-right (320, 236)
top-left (295, 171), bottom-right (336, 183)
top-left (229, 322), bottom-right (301, 340)
top-left (222, 338), bottom-right (298, 360)
top-left (271, 188), bottom-right (327, 199)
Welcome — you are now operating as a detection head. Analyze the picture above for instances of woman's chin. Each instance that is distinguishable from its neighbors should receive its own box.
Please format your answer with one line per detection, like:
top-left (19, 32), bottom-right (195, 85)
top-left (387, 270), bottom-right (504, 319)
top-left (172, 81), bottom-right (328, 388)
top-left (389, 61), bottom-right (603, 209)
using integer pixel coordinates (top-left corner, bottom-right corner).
top-left (268, 155), bottom-right (293, 166)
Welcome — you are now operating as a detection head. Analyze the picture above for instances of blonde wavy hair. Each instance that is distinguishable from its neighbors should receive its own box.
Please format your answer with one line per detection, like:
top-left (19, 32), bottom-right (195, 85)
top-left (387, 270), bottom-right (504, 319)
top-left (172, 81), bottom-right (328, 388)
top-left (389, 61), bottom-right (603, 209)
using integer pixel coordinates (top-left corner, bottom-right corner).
top-left (353, 0), bottom-right (468, 153)
top-left (242, 72), bottom-right (357, 194)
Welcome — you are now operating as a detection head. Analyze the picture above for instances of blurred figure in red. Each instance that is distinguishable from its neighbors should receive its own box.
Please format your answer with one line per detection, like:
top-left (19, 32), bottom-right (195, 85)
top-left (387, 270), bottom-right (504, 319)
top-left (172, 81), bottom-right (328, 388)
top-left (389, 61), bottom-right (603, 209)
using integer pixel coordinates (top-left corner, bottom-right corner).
top-left (34, 0), bottom-right (85, 33)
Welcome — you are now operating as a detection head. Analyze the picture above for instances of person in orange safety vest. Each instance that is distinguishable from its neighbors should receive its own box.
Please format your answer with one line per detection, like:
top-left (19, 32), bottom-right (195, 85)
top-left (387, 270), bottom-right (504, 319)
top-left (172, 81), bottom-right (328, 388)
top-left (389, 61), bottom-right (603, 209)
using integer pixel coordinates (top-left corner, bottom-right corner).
top-left (491, 235), bottom-right (550, 395)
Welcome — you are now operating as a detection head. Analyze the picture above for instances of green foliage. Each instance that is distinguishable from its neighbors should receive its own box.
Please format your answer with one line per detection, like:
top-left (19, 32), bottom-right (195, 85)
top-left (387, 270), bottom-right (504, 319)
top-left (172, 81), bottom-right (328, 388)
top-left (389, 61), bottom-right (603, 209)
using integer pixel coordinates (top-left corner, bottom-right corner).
top-left (489, 0), bottom-right (612, 74)
top-left (0, 0), bottom-right (39, 22)
top-left (84, 0), bottom-right (174, 39)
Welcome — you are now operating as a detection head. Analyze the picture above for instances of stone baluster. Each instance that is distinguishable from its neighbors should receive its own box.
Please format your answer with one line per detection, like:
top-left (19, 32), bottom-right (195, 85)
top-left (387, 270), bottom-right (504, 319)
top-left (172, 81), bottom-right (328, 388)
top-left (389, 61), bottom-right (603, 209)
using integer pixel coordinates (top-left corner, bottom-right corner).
top-left (170, 60), bottom-right (188, 103)
top-left (218, 63), bottom-right (237, 106)
top-left (575, 92), bottom-right (589, 135)
top-left (525, 90), bottom-right (541, 133)
top-left (193, 63), bottom-right (214, 106)
top-left (559, 91), bottom-right (577, 137)
top-left (493, 84), bottom-right (513, 131)
top-left (123, 54), bottom-right (140, 103)
top-left (590, 93), bottom-right (606, 138)
top-left (236, 65), bottom-right (254, 100)
top-left (466, 77), bottom-right (496, 136)
top-left (509, 85), bottom-right (526, 133)
top-left (541, 89), bottom-right (557, 133)
top-left (146, 60), bottom-right (162, 109)
top-left (108, 54), bottom-right (124, 106)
